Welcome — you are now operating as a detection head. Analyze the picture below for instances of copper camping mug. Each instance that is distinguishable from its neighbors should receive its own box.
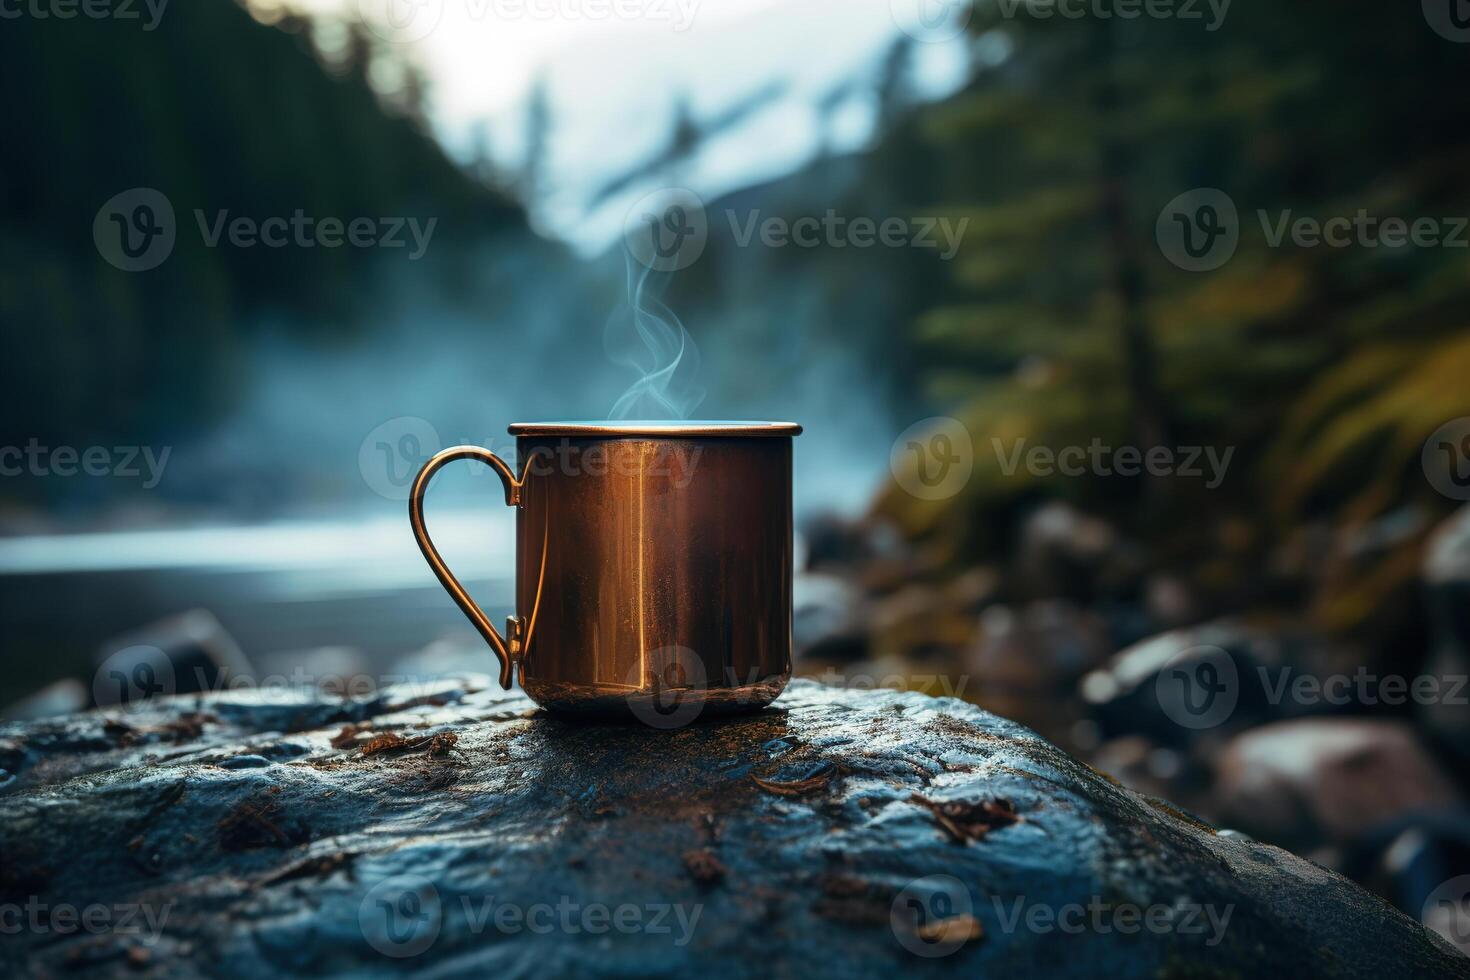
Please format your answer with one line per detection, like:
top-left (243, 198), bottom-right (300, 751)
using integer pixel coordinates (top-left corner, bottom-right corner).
top-left (410, 421), bottom-right (801, 718)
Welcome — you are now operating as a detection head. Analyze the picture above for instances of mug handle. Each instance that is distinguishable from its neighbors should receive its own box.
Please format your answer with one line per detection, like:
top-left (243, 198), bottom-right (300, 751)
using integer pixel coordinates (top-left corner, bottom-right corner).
top-left (409, 445), bottom-right (525, 690)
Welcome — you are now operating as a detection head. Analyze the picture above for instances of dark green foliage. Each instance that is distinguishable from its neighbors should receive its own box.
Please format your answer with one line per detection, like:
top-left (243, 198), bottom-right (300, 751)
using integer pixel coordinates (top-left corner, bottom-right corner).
top-left (879, 1), bottom-right (1470, 623)
top-left (0, 2), bottom-right (526, 452)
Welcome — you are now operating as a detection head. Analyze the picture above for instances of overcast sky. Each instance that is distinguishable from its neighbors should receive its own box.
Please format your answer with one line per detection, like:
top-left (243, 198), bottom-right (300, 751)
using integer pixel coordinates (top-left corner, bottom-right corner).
top-left (248, 0), bottom-right (973, 247)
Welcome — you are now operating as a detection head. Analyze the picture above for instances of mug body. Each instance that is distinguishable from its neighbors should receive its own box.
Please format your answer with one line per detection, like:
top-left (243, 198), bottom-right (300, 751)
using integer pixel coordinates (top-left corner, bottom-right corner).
top-left (509, 422), bottom-right (797, 717)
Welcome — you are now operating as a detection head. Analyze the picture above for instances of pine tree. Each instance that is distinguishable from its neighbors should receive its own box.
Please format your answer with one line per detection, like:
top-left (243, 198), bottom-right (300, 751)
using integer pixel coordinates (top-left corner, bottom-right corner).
top-left (880, 0), bottom-right (1470, 621)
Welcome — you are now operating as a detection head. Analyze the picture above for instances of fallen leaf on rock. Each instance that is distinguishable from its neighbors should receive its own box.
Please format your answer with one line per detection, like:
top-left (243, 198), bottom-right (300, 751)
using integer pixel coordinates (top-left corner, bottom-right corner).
top-left (910, 794), bottom-right (1020, 843)
top-left (359, 730), bottom-right (460, 758)
top-left (360, 733), bottom-right (412, 756)
top-left (259, 851), bottom-right (357, 887)
top-left (751, 763), bottom-right (839, 796)
top-left (915, 913), bottom-right (984, 945)
top-left (330, 726), bottom-right (366, 749)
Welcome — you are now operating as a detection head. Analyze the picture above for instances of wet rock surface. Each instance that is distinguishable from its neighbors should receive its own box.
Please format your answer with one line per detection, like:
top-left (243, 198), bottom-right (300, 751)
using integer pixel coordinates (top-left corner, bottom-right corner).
top-left (1, 678), bottom-right (1464, 978)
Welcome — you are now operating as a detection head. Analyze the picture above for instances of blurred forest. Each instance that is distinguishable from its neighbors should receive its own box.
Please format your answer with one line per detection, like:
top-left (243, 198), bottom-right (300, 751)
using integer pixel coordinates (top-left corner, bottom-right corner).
top-left (859, 0), bottom-right (1470, 679)
top-left (0, 1), bottom-right (539, 461)
top-left (884, 0), bottom-right (1470, 593)
top-left (4, 0), bottom-right (1470, 938)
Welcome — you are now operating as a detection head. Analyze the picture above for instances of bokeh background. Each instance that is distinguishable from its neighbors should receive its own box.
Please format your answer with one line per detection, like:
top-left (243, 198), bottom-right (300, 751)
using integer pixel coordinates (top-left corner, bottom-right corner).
top-left (4, 0), bottom-right (1470, 947)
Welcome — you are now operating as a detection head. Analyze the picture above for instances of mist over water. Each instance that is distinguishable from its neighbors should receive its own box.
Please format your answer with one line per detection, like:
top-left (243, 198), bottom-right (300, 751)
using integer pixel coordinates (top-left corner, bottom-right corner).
top-left (136, 236), bottom-right (893, 524)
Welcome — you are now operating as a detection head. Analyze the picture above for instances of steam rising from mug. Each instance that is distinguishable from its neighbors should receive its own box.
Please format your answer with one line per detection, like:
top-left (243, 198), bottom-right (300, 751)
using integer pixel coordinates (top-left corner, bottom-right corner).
top-left (604, 252), bottom-right (706, 419)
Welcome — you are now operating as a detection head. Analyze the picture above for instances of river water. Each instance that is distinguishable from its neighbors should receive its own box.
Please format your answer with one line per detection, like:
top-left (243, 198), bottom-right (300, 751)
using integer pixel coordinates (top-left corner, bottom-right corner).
top-left (0, 511), bottom-right (518, 705)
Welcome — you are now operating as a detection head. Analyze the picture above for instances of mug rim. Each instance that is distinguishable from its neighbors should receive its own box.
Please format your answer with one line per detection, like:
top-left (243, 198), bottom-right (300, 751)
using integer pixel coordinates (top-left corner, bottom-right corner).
top-left (507, 420), bottom-right (801, 438)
